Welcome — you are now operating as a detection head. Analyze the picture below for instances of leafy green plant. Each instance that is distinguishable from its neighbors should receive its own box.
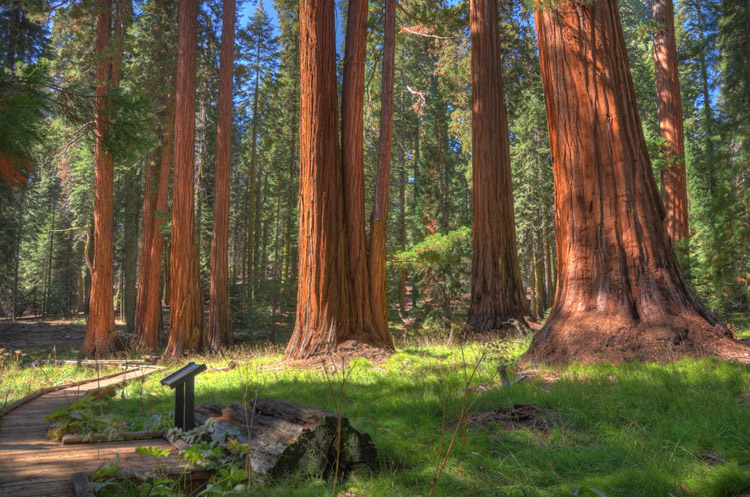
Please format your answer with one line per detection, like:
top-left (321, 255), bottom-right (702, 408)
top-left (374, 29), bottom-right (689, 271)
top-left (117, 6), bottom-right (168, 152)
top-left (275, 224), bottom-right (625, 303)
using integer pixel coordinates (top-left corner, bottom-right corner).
top-left (197, 465), bottom-right (249, 496)
top-left (393, 227), bottom-right (471, 332)
top-left (88, 454), bottom-right (122, 494)
top-left (46, 395), bottom-right (100, 440)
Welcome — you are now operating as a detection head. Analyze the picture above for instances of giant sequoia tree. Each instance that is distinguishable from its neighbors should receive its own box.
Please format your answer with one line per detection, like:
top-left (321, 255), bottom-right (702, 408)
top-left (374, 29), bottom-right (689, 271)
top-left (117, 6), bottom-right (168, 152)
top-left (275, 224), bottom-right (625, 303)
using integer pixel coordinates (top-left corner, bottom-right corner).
top-left (523, 0), bottom-right (749, 364)
top-left (285, 0), bottom-right (394, 360)
top-left (134, 0), bottom-right (177, 350)
top-left (653, 0), bottom-right (689, 246)
top-left (84, 0), bottom-right (126, 356)
top-left (340, 0), bottom-right (372, 337)
top-left (467, 0), bottom-right (529, 332)
top-left (368, 0), bottom-right (396, 337)
top-left (135, 105), bottom-right (174, 350)
top-left (208, 0), bottom-right (236, 351)
top-left (165, 0), bottom-right (203, 357)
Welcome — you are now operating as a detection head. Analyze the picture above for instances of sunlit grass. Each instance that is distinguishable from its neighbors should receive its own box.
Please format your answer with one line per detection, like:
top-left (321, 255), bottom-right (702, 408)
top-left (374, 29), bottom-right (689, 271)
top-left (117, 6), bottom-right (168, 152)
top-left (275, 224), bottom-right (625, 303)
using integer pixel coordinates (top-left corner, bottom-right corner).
top-left (4, 317), bottom-right (750, 497)
top-left (87, 336), bottom-right (750, 497)
top-left (0, 356), bottom-right (121, 410)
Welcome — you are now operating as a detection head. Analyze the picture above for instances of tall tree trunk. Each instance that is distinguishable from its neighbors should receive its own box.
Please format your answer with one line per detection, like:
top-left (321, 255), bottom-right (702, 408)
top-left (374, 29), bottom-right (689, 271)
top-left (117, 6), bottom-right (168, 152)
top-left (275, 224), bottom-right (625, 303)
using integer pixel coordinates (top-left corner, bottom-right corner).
top-left (341, 0), bottom-right (374, 335)
top-left (84, 0), bottom-right (119, 356)
top-left (467, 0), bottom-right (529, 331)
top-left (367, 0), bottom-right (397, 347)
top-left (165, 0), bottom-right (204, 357)
top-left (653, 0), bottom-right (689, 248)
top-left (208, 0), bottom-right (236, 351)
top-left (254, 170), bottom-right (266, 290)
top-left (12, 236), bottom-right (19, 322)
top-left (43, 202), bottom-right (55, 318)
top-left (523, 0), bottom-right (749, 364)
top-left (397, 94), bottom-right (407, 318)
top-left (534, 232), bottom-right (546, 315)
top-left (544, 226), bottom-right (555, 309)
top-left (245, 47), bottom-right (261, 306)
top-left (122, 166), bottom-right (140, 332)
top-left (281, 118), bottom-right (298, 297)
top-left (694, 2), bottom-right (715, 159)
top-left (285, 0), bottom-right (359, 359)
top-left (136, 104), bottom-right (175, 350)
top-left (529, 243), bottom-right (537, 320)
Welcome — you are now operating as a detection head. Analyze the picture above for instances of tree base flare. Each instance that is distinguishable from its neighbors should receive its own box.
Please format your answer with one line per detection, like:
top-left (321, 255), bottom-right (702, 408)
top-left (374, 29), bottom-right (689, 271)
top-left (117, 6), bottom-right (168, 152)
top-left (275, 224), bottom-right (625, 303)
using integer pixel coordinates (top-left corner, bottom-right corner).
top-left (521, 313), bottom-right (750, 365)
top-left (283, 339), bottom-right (393, 368)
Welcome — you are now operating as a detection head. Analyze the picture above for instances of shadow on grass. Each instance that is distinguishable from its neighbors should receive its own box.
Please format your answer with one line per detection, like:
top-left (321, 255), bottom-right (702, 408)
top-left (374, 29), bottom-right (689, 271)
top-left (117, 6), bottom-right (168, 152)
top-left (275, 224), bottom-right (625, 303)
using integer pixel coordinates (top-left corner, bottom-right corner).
top-left (101, 351), bottom-right (750, 497)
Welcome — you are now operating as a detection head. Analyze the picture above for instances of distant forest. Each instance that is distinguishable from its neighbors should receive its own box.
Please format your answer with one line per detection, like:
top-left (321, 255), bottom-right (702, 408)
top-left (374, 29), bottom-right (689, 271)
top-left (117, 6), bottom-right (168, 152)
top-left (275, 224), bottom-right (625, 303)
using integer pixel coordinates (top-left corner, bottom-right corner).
top-left (1, 0), bottom-right (748, 359)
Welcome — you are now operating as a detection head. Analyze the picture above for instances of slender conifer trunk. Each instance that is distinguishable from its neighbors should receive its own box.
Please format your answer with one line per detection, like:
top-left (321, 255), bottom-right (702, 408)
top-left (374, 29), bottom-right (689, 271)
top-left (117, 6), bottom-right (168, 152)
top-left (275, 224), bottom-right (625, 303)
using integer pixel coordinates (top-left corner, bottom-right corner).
top-left (208, 0), bottom-right (236, 351)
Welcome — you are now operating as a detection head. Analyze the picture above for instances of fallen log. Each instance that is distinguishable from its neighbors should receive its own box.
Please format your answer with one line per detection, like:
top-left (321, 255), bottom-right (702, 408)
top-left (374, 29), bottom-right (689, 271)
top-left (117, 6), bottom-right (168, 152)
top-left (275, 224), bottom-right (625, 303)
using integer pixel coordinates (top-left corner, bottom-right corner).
top-left (62, 430), bottom-right (165, 444)
top-left (194, 398), bottom-right (378, 479)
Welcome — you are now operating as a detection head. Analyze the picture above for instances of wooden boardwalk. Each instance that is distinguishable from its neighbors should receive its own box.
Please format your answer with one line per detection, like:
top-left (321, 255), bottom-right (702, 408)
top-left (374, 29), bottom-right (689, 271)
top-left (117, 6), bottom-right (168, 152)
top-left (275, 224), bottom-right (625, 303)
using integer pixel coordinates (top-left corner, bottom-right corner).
top-left (0, 368), bottom-right (189, 497)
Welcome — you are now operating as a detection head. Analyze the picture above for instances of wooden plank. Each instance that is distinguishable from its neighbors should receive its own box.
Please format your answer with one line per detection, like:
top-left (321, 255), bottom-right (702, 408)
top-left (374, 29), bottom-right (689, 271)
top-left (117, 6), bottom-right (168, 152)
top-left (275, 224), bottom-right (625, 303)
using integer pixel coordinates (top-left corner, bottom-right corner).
top-left (0, 369), bottom-right (146, 417)
top-left (0, 367), bottom-right (182, 497)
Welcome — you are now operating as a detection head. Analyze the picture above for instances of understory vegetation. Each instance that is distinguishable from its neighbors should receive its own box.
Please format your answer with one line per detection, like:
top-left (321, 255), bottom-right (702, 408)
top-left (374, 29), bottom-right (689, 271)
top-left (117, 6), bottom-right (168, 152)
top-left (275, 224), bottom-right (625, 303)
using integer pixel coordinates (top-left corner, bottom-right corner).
top-left (2, 319), bottom-right (747, 497)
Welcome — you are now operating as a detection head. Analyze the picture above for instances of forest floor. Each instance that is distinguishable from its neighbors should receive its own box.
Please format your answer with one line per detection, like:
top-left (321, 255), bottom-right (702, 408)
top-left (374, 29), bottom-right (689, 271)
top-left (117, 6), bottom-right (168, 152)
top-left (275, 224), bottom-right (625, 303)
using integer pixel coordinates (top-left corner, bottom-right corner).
top-left (0, 318), bottom-right (88, 355)
top-left (1, 316), bottom-right (750, 496)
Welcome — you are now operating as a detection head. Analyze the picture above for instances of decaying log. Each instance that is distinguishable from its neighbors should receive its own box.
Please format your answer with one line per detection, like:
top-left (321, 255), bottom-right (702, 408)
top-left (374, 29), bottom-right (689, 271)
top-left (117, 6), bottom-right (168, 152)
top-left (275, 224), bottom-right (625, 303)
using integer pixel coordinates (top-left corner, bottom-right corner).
top-left (62, 430), bottom-right (164, 444)
top-left (194, 398), bottom-right (378, 478)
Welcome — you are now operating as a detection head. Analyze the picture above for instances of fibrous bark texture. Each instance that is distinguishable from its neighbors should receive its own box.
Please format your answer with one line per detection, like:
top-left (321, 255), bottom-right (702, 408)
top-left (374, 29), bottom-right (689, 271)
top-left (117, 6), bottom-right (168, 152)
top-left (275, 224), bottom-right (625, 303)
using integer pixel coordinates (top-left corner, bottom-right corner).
top-left (84, 0), bottom-right (119, 356)
top-left (653, 0), bottom-right (689, 246)
top-left (523, 0), bottom-right (749, 364)
top-left (208, 0), bottom-right (236, 351)
top-left (467, 0), bottom-right (529, 332)
top-left (285, 0), bottom-right (393, 360)
top-left (341, 0), bottom-right (374, 335)
top-left (165, 0), bottom-right (204, 357)
top-left (135, 105), bottom-right (174, 350)
top-left (368, 0), bottom-right (397, 344)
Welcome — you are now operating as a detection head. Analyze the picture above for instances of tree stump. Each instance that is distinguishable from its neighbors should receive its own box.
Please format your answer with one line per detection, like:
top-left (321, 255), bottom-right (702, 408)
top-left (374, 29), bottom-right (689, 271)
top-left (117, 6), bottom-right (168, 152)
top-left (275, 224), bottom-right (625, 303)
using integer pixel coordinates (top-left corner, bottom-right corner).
top-left (194, 398), bottom-right (378, 479)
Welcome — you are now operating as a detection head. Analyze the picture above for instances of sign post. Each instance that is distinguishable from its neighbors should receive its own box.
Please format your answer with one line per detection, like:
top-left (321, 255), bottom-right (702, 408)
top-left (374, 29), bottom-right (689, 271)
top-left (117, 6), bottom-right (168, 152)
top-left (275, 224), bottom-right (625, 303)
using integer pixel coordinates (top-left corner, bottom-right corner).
top-left (160, 362), bottom-right (207, 430)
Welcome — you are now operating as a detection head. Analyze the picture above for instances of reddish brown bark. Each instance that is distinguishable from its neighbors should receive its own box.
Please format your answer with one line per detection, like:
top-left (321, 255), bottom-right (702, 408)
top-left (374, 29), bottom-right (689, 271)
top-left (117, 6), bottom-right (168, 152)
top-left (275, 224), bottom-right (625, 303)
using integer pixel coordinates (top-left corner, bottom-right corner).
top-left (467, 0), bottom-right (529, 332)
top-left (165, 0), bottom-right (204, 357)
top-left (367, 0), bottom-right (397, 343)
top-left (341, 0), bottom-right (373, 334)
top-left (523, 0), bottom-right (749, 364)
top-left (653, 0), bottom-right (689, 247)
top-left (135, 104), bottom-right (174, 350)
top-left (286, 0), bottom-right (394, 360)
top-left (285, 0), bottom-right (352, 359)
top-left (84, 0), bottom-right (119, 356)
top-left (208, 0), bottom-right (236, 351)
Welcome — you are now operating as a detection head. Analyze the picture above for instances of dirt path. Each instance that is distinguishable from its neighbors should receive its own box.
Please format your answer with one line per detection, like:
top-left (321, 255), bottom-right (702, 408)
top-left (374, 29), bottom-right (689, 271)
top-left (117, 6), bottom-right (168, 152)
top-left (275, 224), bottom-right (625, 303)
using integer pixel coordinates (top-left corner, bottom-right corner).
top-left (0, 319), bottom-right (88, 356)
top-left (0, 368), bottom-right (188, 497)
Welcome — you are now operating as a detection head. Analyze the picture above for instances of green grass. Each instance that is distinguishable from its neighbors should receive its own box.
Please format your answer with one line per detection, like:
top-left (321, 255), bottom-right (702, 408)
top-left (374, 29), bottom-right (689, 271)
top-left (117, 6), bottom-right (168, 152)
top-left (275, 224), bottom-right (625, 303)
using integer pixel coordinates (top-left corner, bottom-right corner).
top-left (0, 352), bottom-right (121, 409)
top-left (75, 337), bottom-right (750, 497)
top-left (5, 314), bottom-right (750, 497)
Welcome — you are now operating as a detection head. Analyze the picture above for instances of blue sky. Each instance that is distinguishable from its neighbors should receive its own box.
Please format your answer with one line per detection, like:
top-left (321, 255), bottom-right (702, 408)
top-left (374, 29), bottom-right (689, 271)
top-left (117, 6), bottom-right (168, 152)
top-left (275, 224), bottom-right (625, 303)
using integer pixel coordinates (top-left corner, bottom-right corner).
top-left (237, 0), bottom-right (347, 53)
